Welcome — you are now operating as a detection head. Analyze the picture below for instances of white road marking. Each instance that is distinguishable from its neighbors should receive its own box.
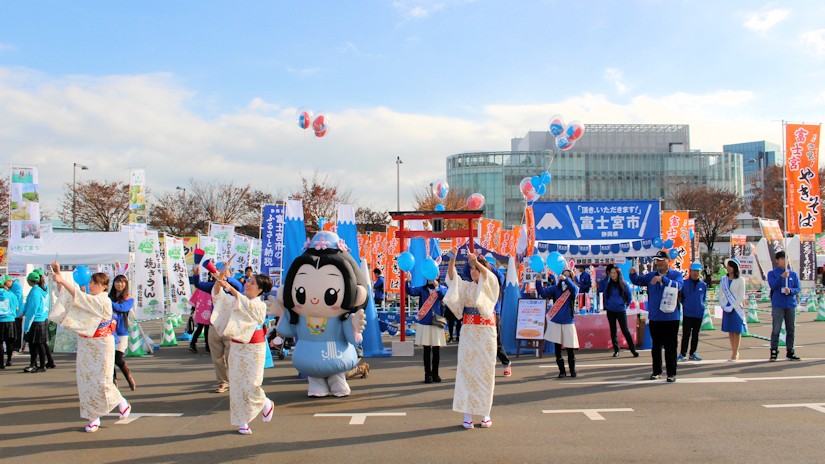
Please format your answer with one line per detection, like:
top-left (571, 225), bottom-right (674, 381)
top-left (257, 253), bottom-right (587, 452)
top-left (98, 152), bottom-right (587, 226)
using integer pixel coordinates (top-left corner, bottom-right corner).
top-left (542, 408), bottom-right (633, 421)
top-left (568, 375), bottom-right (825, 385)
top-left (104, 413), bottom-right (184, 425)
top-left (314, 412), bottom-right (407, 425)
top-left (764, 403), bottom-right (825, 414)
top-left (541, 357), bottom-right (825, 369)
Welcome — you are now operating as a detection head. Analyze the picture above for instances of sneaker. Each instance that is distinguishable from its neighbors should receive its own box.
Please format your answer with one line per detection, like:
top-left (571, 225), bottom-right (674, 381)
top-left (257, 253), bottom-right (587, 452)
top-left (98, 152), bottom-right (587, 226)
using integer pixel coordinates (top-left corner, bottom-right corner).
top-left (769, 350), bottom-right (778, 362)
top-left (33, 367), bottom-right (46, 373)
top-left (188, 345), bottom-right (197, 353)
top-left (612, 351), bottom-right (620, 358)
top-left (666, 376), bottom-right (676, 383)
top-left (649, 374), bottom-right (661, 380)
top-left (424, 375), bottom-right (433, 384)
top-left (22, 365), bottom-right (36, 373)
top-left (45, 362), bottom-right (56, 369)
top-left (787, 353), bottom-right (801, 361)
top-left (432, 375), bottom-right (442, 383)
top-left (632, 351), bottom-right (639, 358)
top-left (503, 364), bottom-right (512, 377)
top-left (677, 354), bottom-right (686, 362)
top-left (689, 354), bottom-right (702, 361)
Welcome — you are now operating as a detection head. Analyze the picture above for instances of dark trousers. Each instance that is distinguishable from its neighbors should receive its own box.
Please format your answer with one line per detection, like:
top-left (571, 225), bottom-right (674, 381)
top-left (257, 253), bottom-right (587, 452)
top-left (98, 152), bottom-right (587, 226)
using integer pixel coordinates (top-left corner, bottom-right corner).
top-left (423, 346), bottom-right (440, 377)
top-left (13, 317), bottom-right (23, 351)
top-left (606, 311), bottom-right (636, 353)
top-left (770, 307), bottom-right (796, 353)
top-left (495, 314), bottom-right (510, 366)
top-left (192, 324), bottom-right (210, 347)
top-left (649, 320), bottom-right (679, 377)
top-left (680, 316), bottom-right (702, 356)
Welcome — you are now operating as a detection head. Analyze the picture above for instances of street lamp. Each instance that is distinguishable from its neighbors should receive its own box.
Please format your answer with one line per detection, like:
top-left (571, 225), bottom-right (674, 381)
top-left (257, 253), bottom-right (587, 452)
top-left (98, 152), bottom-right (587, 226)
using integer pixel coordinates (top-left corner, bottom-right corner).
top-left (176, 186), bottom-right (186, 205)
top-left (72, 162), bottom-right (89, 232)
top-left (748, 152), bottom-right (765, 218)
top-left (396, 156), bottom-right (403, 211)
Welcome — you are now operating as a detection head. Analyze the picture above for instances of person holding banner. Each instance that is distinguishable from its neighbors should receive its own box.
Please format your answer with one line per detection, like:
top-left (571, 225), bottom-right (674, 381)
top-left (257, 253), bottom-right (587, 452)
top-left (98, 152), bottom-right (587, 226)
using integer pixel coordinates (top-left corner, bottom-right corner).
top-left (537, 269), bottom-right (580, 378)
top-left (210, 269), bottom-right (274, 435)
top-left (405, 272), bottom-right (448, 384)
top-left (678, 263), bottom-right (707, 362)
top-left (444, 246), bottom-right (499, 429)
top-left (598, 266), bottom-right (639, 358)
top-left (630, 251), bottom-right (683, 383)
top-left (49, 262), bottom-right (131, 433)
top-left (719, 259), bottom-right (747, 361)
top-left (767, 251), bottom-right (801, 362)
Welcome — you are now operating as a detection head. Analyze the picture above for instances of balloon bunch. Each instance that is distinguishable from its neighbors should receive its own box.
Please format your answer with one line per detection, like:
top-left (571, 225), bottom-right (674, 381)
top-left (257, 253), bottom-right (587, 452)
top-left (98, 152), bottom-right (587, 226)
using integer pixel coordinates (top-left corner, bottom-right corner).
top-left (653, 237), bottom-right (679, 260)
top-left (528, 251), bottom-right (567, 274)
top-left (296, 108), bottom-right (329, 138)
top-left (519, 171), bottom-right (552, 204)
top-left (548, 114), bottom-right (585, 151)
top-left (432, 180), bottom-right (449, 211)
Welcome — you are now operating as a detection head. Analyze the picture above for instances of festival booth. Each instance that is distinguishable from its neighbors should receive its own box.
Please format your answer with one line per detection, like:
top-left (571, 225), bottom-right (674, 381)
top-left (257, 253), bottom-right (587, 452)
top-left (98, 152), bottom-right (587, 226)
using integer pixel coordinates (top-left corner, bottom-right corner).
top-left (528, 200), bottom-right (663, 350)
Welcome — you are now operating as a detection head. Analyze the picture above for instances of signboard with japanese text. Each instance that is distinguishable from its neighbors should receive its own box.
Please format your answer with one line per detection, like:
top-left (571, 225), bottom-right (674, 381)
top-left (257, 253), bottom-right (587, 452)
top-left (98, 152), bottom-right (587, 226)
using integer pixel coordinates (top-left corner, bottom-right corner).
top-left (260, 204), bottom-right (284, 278)
top-left (128, 168), bottom-right (147, 224)
top-left (661, 210), bottom-right (690, 273)
top-left (197, 235), bottom-right (218, 282)
top-left (785, 123), bottom-right (821, 234)
top-left (209, 223), bottom-right (235, 265)
top-left (730, 235), bottom-right (747, 259)
top-left (164, 235), bottom-right (191, 315)
top-left (758, 218), bottom-right (785, 270)
top-left (229, 234), bottom-right (251, 275)
top-left (800, 234), bottom-right (816, 283)
top-left (133, 230), bottom-right (165, 320)
top-left (516, 298), bottom-right (547, 340)
top-left (533, 200), bottom-right (660, 241)
top-left (8, 165), bottom-right (42, 256)
top-left (249, 238), bottom-right (262, 274)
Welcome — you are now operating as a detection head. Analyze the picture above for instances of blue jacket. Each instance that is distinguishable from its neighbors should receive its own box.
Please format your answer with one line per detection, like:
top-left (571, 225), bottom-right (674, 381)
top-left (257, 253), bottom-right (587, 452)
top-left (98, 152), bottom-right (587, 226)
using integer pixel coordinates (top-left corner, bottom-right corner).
top-left (112, 298), bottom-right (134, 337)
top-left (0, 288), bottom-right (20, 323)
top-left (679, 278), bottom-right (707, 319)
top-left (10, 280), bottom-right (23, 317)
top-left (373, 276), bottom-right (385, 301)
top-left (536, 277), bottom-right (579, 324)
top-left (23, 285), bottom-right (50, 332)
top-left (630, 269), bottom-right (683, 321)
top-left (577, 272), bottom-right (592, 293)
top-left (598, 277), bottom-right (630, 312)
top-left (406, 281), bottom-right (447, 325)
top-left (767, 267), bottom-right (800, 309)
top-left (189, 275), bottom-right (244, 294)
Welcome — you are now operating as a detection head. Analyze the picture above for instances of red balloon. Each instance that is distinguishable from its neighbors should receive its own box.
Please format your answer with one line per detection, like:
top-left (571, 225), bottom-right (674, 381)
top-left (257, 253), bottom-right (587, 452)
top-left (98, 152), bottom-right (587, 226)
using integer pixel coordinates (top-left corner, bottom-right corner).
top-left (314, 127), bottom-right (328, 137)
top-left (297, 111), bottom-right (312, 129)
top-left (466, 193), bottom-right (485, 210)
top-left (312, 114), bottom-right (327, 132)
top-left (519, 177), bottom-right (538, 202)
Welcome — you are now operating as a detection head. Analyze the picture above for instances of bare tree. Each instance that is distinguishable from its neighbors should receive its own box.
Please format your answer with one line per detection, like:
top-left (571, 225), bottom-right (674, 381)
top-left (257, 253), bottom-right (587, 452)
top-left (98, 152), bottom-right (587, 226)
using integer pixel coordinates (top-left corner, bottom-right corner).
top-left (289, 171), bottom-right (353, 234)
top-left (148, 189), bottom-right (206, 236)
top-left (355, 206), bottom-right (390, 233)
top-left (58, 180), bottom-right (130, 231)
top-left (411, 182), bottom-right (471, 231)
top-left (671, 185), bottom-right (745, 255)
top-left (187, 179), bottom-right (275, 237)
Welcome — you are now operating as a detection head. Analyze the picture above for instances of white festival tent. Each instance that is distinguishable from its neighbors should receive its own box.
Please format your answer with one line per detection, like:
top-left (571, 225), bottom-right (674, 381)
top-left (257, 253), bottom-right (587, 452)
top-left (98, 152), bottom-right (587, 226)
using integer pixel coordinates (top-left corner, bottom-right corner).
top-left (8, 231), bottom-right (130, 265)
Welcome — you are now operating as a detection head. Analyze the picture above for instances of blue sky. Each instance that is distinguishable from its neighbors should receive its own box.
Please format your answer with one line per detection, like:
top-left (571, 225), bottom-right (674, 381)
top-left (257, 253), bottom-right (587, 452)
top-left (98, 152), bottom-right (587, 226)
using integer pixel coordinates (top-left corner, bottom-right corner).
top-left (1, 1), bottom-right (824, 214)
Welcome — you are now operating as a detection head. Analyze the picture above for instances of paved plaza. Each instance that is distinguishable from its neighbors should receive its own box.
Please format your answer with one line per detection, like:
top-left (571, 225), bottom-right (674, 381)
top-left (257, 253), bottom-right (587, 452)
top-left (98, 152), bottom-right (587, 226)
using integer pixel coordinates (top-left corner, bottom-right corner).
top-left (2, 308), bottom-right (825, 463)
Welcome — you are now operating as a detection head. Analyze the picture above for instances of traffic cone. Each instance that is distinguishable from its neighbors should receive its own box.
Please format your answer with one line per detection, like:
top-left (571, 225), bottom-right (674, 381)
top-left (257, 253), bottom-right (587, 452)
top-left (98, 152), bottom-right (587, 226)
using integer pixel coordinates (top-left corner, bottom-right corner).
top-left (171, 314), bottom-right (182, 327)
top-left (125, 320), bottom-right (147, 357)
top-left (747, 298), bottom-right (760, 324)
top-left (160, 317), bottom-right (178, 347)
top-left (807, 290), bottom-right (818, 313)
top-left (815, 297), bottom-right (825, 321)
top-left (701, 307), bottom-right (715, 331)
top-left (760, 284), bottom-right (770, 303)
top-left (777, 324), bottom-right (787, 347)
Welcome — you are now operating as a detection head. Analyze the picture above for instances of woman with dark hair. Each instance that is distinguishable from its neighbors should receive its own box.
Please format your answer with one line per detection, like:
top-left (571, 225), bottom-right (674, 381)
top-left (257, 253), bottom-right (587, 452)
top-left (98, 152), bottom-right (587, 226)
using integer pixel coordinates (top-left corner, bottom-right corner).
top-left (211, 270), bottom-right (274, 435)
top-left (719, 258), bottom-right (746, 361)
top-left (0, 275), bottom-right (21, 368)
top-left (599, 266), bottom-right (639, 358)
top-left (109, 274), bottom-right (136, 390)
top-left (21, 269), bottom-right (51, 373)
top-left (537, 269), bottom-right (580, 378)
top-left (50, 262), bottom-right (130, 432)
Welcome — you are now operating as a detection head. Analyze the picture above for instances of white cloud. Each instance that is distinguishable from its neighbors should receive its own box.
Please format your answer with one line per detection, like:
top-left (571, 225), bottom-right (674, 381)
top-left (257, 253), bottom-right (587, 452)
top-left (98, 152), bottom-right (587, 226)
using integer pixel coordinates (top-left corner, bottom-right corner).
top-left (392, 1), bottom-right (443, 19)
top-left (743, 8), bottom-right (790, 32)
top-left (0, 67), bottom-right (784, 217)
top-left (800, 29), bottom-right (825, 56)
top-left (603, 68), bottom-right (629, 94)
top-left (0, 43), bottom-right (14, 52)
top-left (285, 65), bottom-right (321, 77)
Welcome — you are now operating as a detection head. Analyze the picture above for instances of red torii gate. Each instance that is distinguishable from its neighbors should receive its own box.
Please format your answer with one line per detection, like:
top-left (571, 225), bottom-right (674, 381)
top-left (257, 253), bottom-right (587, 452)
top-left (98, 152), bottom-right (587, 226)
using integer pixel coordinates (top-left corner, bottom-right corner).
top-left (389, 210), bottom-right (483, 342)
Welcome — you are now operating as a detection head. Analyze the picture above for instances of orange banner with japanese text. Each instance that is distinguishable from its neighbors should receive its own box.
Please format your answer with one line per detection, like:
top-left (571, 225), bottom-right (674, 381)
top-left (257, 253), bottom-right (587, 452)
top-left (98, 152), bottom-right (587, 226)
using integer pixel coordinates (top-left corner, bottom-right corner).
top-left (385, 227), bottom-right (401, 294)
top-left (478, 219), bottom-right (502, 253)
top-left (785, 123), bottom-right (821, 234)
top-left (661, 211), bottom-right (691, 273)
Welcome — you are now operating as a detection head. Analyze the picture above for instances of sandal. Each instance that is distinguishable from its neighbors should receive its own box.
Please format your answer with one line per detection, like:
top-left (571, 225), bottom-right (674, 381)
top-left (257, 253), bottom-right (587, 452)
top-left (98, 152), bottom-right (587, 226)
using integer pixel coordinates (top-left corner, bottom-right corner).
top-left (215, 384), bottom-right (228, 393)
top-left (238, 425), bottom-right (252, 435)
top-left (462, 421), bottom-right (474, 429)
top-left (262, 399), bottom-right (274, 423)
top-left (85, 423), bottom-right (99, 433)
top-left (119, 403), bottom-right (131, 419)
top-left (481, 419), bottom-right (493, 428)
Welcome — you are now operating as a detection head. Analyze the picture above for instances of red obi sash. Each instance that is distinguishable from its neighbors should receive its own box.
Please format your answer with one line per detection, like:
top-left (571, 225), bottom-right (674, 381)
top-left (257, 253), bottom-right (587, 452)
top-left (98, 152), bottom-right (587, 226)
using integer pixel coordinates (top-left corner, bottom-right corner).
top-left (80, 320), bottom-right (116, 339)
top-left (463, 314), bottom-right (496, 326)
top-left (232, 328), bottom-right (266, 344)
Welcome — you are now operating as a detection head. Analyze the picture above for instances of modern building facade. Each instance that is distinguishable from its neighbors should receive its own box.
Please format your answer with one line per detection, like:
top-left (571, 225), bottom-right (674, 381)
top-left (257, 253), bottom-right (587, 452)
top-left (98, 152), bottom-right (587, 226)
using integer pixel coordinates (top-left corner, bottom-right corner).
top-left (722, 140), bottom-right (782, 204)
top-left (447, 124), bottom-right (744, 228)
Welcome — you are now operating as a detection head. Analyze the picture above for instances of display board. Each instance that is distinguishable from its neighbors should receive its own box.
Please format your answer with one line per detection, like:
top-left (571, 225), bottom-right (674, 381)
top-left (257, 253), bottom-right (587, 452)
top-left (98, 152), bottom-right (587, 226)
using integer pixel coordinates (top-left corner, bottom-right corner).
top-left (515, 298), bottom-right (547, 340)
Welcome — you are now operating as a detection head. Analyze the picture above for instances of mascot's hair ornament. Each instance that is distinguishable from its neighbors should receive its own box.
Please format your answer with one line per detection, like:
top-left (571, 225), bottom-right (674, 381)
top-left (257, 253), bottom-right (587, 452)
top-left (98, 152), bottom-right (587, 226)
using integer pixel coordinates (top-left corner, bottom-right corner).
top-left (301, 231), bottom-right (350, 253)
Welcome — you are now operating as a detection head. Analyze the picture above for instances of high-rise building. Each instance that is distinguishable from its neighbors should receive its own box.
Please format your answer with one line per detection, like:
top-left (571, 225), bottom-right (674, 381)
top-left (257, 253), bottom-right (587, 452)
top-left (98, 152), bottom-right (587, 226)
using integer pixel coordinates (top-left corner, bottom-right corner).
top-left (722, 140), bottom-right (782, 205)
top-left (447, 124), bottom-right (743, 228)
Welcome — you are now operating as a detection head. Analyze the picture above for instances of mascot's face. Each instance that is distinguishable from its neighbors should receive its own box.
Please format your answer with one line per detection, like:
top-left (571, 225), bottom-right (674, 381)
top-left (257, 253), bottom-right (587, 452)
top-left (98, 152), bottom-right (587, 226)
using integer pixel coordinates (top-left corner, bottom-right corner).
top-left (290, 263), bottom-right (348, 318)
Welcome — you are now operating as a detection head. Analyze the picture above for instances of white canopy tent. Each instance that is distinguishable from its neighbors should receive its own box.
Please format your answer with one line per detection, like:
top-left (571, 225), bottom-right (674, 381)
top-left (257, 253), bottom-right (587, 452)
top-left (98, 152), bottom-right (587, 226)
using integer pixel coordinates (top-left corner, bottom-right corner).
top-left (8, 231), bottom-right (130, 265)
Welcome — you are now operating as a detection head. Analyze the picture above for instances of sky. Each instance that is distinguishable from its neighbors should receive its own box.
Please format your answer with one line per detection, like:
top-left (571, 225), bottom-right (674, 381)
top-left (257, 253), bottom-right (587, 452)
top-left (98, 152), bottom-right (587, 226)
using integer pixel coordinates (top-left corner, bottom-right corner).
top-left (1, 0), bottom-right (824, 216)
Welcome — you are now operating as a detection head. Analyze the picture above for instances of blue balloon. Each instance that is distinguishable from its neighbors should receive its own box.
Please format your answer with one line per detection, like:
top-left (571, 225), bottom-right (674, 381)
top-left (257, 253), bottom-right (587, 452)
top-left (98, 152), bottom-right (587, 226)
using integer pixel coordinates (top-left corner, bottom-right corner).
top-left (529, 254), bottom-right (545, 273)
top-left (556, 136), bottom-right (573, 151)
top-left (536, 184), bottom-right (546, 195)
top-left (616, 260), bottom-right (633, 277)
top-left (318, 217), bottom-right (328, 229)
top-left (668, 248), bottom-right (679, 260)
top-left (434, 203), bottom-right (445, 212)
top-left (397, 252), bottom-right (415, 272)
top-left (663, 239), bottom-right (674, 249)
top-left (652, 238), bottom-right (663, 248)
top-left (546, 251), bottom-right (566, 275)
top-left (421, 258), bottom-right (439, 281)
top-left (541, 171), bottom-right (552, 184)
top-left (531, 175), bottom-right (542, 190)
top-left (689, 229), bottom-right (695, 239)
top-left (73, 265), bottom-right (92, 287)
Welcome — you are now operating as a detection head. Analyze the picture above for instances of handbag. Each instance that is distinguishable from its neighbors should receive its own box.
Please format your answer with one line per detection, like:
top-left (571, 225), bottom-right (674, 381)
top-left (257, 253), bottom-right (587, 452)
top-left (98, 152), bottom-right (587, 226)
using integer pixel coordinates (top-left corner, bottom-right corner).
top-left (660, 280), bottom-right (678, 313)
top-left (431, 314), bottom-right (447, 328)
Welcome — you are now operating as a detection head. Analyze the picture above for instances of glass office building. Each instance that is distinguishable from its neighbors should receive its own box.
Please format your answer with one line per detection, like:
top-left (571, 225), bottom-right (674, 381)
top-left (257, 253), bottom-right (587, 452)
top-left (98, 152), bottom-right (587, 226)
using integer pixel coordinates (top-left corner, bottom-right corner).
top-left (447, 125), bottom-right (744, 228)
top-left (722, 140), bottom-right (781, 203)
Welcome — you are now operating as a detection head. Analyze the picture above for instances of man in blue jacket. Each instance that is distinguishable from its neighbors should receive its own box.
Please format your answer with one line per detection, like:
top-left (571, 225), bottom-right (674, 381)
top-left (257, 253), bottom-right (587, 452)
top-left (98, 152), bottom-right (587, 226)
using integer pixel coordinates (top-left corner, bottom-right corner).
top-left (373, 269), bottom-right (385, 308)
top-left (767, 251), bottom-right (801, 361)
top-left (576, 268), bottom-right (592, 310)
top-left (630, 251), bottom-right (683, 383)
top-left (678, 262), bottom-right (707, 362)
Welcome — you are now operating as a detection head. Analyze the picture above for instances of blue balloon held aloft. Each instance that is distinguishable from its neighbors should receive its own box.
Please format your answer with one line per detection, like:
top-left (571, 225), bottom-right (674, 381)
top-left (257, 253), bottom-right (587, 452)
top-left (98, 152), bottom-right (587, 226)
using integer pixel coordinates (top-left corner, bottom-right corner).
top-left (536, 184), bottom-right (546, 195)
top-left (421, 258), bottom-right (439, 281)
top-left (529, 254), bottom-right (545, 273)
top-left (73, 265), bottom-right (92, 287)
top-left (434, 203), bottom-right (445, 212)
top-left (663, 239), bottom-right (674, 249)
top-left (397, 252), bottom-right (415, 272)
top-left (546, 251), bottom-right (566, 275)
top-left (668, 248), bottom-right (679, 260)
top-left (549, 114), bottom-right (565, 137)
top-left (652, 237), bottom-right (663, 248)
top-left (689, 229), bottom-right (695, 240)
top-left (555, 136), bottom-right (574, 151)
top-left (531, 175), bottom-right (543, 190)
top-left (541, 171), bottom-right (552, 184)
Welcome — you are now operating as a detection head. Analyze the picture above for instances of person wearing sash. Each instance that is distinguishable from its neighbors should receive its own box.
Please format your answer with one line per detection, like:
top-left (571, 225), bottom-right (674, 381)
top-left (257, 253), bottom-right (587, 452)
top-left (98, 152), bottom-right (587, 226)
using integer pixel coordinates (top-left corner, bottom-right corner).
top-left (719, 258), bottom-right (747, 362)
top-left (211, 269), bottom-right (274, 435)
top-left (537, 269), bottom-right (580, 378)
top-left (406, 272), bottom-right (448, 384)
top-left (49, 262), bottom-right (131, 433)
top-left (444, 246), bottom-right (500, 429)
top-left (630, 251), bottom-right (683, 383)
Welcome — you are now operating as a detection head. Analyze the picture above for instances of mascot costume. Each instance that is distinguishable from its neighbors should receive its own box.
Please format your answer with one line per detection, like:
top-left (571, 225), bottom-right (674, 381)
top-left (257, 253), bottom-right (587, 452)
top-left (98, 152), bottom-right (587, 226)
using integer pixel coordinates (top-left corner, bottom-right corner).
top-left (272, 231), bottom-right (368, 397)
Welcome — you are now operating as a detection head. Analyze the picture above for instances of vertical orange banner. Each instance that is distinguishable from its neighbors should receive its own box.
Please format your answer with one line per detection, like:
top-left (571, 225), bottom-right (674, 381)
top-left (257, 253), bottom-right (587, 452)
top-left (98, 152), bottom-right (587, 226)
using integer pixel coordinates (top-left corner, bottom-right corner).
top-left (370, 232), bottom-right (387, 287)
top-left (525, 206), bottom-right (535, 257)
top-left (479, 219), bottom-right (502, 252)
top-left (661, 211), bottom-right (690, 273)
top-left (785, 123), bottom-right (822, 234)
top-left (385, 227), bottom-right (400, 294)
top-left (730, 235), bottom-right (747, 258)
top-left (499, 227), bottom-right (514, 257)
top-left (357, 233), bottom-right (371, 267)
